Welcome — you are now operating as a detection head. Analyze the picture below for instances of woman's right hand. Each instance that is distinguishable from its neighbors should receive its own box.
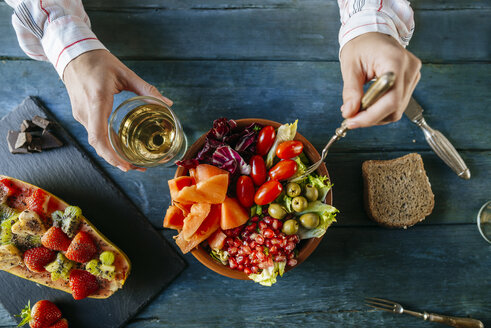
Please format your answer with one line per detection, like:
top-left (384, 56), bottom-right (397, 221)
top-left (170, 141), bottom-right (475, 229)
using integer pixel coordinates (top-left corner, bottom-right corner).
top-left (63, 49), bottom-right (173, 172)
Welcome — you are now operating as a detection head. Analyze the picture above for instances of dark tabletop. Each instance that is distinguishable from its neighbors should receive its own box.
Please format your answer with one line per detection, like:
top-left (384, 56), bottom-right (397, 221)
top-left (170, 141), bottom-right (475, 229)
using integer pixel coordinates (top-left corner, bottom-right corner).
top-left (0, 0), bottom-right (490, 327)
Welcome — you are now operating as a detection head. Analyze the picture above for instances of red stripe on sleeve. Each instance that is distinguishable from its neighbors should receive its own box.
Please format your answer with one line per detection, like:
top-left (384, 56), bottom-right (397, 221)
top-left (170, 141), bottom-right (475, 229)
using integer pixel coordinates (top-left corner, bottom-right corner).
top-left (55, 37), bottom-right (98, 67)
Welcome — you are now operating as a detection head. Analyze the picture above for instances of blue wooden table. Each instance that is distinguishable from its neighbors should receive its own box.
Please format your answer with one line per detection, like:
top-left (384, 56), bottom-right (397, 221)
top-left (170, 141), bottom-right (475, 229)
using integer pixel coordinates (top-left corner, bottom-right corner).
top-left (0, 1), bottom-right (490, 327)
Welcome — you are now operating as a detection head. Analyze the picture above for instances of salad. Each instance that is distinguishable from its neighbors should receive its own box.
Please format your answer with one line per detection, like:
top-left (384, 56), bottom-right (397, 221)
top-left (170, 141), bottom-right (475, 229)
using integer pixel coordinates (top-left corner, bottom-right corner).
top-left (164, 118), bottom-right (338, 286)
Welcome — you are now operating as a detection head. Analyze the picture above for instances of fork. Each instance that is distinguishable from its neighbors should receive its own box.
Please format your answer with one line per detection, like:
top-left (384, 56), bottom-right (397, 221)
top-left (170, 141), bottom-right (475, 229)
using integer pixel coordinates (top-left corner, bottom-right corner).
top-left (365, 297), bottom-right (484, 328)
top-left (288, 72), bottom-right (395, 182)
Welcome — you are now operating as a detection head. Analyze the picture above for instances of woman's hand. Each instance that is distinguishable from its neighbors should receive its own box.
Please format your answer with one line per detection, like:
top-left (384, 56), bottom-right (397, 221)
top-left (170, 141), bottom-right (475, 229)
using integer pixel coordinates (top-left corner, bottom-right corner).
top-left (339, 32), bottom-right (422, 128)
top-left (63, 49), bottom-right (173, 171)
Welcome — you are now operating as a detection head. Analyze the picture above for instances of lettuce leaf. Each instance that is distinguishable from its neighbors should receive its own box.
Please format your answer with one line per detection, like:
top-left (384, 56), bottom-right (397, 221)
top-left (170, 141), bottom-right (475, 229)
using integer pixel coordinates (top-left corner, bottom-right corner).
top-left (289, 156), bottom-right (308, 183)
top-left (265, 120), bottom-right (298, 168)
top-left (297, 201), bottom-right (338, 239)
top-left (248, 261), bottom-right (286, 286)
top-left (210, 249), bottom-right (229, 265)
top-left (307, 174), bottom-right (332, 202)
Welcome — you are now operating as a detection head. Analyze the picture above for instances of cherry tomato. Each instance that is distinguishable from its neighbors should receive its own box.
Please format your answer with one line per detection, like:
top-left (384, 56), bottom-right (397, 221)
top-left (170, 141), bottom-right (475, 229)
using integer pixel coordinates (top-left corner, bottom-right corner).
top-left (254, 181), bottom-right (283, 205)
top-left (269, 159), bottom-right (298, 181)
top-left (275, 140), bottom-right (304, 159)
top-left (236, 176), bottom-right (255, 208)
top-left (250, 155), bottom-right (267, 186)
top-left (256, 126), bottom-right (276, 156)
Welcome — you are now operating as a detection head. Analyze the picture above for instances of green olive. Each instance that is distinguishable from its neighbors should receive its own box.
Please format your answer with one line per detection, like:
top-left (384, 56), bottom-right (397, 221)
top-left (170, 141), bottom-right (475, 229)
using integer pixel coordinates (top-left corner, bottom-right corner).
top-left (304, 184), bottom-right (319, 202)
top-left (282, 219), bottom-right (299, 235)
top-left (299, 213), bottom-right (320, 229)
top-left (268, 203), bottom-right (287, 219)
top-left (292, 196), bottom-right (308, 212)
top-left (286, 182), bottom-right (301, 198)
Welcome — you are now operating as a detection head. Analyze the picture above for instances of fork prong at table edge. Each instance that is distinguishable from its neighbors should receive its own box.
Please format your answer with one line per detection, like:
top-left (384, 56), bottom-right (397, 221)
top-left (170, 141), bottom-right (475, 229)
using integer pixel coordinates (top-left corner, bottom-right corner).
top-left (365, 303), bottom-right (395, 313)
top-left (365, 299), bottom-right (396, 309)
top-left (365, 297), bottom-right (398, 305)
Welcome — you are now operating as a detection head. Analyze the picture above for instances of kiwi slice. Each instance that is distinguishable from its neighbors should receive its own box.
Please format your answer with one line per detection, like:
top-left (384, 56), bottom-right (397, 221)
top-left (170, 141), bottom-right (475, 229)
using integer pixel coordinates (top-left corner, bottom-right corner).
top-left (61, 206), bottom-right (82, 238)
top-left (0, 204), bottom-right (19, 222)
top-left (86, 251), bottom-right (116, 281)
top-left (11, 234), bottom-right (41, 252)
top-left (45, 253), bottom-right (74, 281)
top-left (0, 212), bottom-right (19, 245)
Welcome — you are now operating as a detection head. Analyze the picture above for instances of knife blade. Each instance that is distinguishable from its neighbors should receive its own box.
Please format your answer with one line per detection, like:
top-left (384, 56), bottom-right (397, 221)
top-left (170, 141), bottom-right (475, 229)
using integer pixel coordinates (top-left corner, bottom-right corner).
top-left (404, 97), bottom-right (471, 179)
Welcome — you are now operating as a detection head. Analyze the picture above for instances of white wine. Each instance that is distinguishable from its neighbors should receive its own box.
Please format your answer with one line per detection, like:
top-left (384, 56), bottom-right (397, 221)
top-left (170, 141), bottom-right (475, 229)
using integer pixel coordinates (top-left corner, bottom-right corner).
top-left (117, 104), bottom-right (184, 166)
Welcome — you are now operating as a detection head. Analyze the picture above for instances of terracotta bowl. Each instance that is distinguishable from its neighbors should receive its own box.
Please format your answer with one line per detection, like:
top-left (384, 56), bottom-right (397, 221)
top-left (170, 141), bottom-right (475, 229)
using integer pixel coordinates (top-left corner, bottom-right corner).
top-left (174, 118), bottom-right (333, 280)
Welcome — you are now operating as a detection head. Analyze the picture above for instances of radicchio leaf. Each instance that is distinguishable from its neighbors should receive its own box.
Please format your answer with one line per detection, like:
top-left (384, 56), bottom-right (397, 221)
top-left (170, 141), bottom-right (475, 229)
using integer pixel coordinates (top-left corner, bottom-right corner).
top-left (175, 158), bottom-right (199, 169)
top-left (212, 146), bottom-right (251, 176)
top-left (196, 138), bottom-right (225, 161)
top-left (209, 118), bottom-right (238, 141)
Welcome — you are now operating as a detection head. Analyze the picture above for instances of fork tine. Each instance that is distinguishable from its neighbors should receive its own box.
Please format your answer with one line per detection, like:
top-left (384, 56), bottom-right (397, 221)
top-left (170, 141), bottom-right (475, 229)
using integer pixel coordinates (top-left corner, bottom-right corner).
top-left (366, 297), bottom-right (397, 305)
top-left (365, 299), bottom-right (396, 309)
top-left (365, 303), bottom-right (395, 313)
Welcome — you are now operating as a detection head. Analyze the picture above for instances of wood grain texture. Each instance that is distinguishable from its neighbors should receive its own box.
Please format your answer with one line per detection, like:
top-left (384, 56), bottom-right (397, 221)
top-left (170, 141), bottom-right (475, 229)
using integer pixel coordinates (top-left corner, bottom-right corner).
top-left (0, 98), bottom-right (186, 328)
top-left (0, 61), bottom-right (488, 227)
top-left (131, 227), bottom-right (489, 327)
top-left (0, 2), bottom-right (490, 62)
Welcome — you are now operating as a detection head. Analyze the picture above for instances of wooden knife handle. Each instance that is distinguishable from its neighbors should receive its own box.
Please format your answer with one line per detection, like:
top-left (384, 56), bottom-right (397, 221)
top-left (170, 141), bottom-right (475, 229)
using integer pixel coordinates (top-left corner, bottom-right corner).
top-left (426, 312), bottom-right (484, 328)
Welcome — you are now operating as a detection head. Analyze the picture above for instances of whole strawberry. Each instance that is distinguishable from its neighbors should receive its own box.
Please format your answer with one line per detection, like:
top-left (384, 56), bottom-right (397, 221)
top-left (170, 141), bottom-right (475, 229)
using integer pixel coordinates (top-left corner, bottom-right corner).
top-left (23, 247), bottom-right (56, 273)
top-left (48, 318), bottom-right (69, 328)
top-left (41, 227), bottom-right (71, 252)
top-left (65, 231), bottom-right (97, 263)
top-left (17, 300), bottom-right (62, 328)
top-left (69, 269), bottom-right (99, 300)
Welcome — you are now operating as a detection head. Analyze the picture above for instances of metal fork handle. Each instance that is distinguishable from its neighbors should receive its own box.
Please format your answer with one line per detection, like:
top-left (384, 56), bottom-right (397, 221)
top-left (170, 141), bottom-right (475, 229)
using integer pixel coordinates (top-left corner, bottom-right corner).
top-left (424, 312), bottom-right (484, 328)
top-left (415, 118), bottom-right (471, 179)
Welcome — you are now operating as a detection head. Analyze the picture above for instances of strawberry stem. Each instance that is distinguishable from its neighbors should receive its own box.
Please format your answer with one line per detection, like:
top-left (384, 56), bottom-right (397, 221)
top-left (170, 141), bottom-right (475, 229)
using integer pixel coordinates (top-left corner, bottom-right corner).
top-left (16, 300), bottom-right (31, 327)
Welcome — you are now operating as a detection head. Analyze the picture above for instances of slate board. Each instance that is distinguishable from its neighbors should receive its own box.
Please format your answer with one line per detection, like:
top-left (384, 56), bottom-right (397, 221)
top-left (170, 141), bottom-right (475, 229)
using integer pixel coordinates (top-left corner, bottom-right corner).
top-left (0, 97), bottom-right (186, 328)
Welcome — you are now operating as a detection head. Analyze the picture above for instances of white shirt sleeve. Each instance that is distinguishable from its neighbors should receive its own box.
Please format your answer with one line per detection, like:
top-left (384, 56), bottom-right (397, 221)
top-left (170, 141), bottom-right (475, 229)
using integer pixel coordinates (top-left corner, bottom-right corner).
top-left (337, 0), bottom-right (415, 51)
top-left (5, 0), bottom-right (106, 78)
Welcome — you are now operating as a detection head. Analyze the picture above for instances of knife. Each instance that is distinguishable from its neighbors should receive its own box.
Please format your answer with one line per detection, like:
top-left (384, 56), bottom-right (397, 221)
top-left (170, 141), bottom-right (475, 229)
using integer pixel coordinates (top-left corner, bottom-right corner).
top-left (404, 97), bottom-right (471, 179)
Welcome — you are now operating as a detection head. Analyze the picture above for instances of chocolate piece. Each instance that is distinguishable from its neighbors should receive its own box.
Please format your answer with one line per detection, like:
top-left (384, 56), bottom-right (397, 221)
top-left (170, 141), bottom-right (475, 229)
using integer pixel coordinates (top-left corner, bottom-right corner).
top-left (14, 132), bottom-right (32, 149)
top-left (20, 120), bottom-right (39, 132)
top-left (40, 130), bottom-right (63, 149)
top-left (6, 130), bottom-right (29, 154)
top-left (27, 137), bottom-right (42, 153)
top-left (32, 115), bottom-right (52, 129)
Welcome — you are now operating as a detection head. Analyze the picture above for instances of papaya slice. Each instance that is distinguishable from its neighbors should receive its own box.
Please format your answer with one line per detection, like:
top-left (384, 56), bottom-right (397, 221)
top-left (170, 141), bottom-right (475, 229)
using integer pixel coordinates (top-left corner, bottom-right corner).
top-left (0, 175), bottom-right (131, 299)
top-left (173, 202), bottom-right (192, 217)
top-left (163, 206), bottom-right (186, 230)
top-left (195, 174), bottom-right (228, 203)
top-left (175, 204), bottom-right (221, 254)
top-left (168, 176), bottom-right (195, 202)
top-left (181, 203), bottom-right (212, 241)
top-left (207, 229), bottom-right (227, 250)
top-left (195, 164), bottom-right (229, 183)
top-left (221, 197), bottom-right (249, 230)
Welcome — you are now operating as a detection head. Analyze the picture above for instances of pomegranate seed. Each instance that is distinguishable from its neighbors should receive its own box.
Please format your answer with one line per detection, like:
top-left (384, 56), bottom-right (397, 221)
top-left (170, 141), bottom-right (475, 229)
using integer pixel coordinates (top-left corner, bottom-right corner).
top-left (255, 245), bottom-right (263, 252)
top-left (255, 235), bottom-right (265, 245)
top-left (275, 255), bottom-right (286, 262)
top-left (271, 219), bottom-right (282, 230)
top-left (236, 255), bottom-right (244, 264)
top-left (257, 251), bottom-right (265, 260)
top-left (288, 252), bottom-right (295, 259)
top-left (251, 266), bottom-right (259, 273)
top-left (288, 259), bottom-right (298, 267)
top-left (238, 264), bottom-right (244, 271)
top-left (229, 258), bottom-right (237, 269)
top-left (271, 238), bottom-right (281, 245)
top-left (265, 240), bottom-right (272, 248)
top-left (226, 238), bottom-right (234, 246)
top-left (246, 223), bottom-right (257, 231)
top-left (251, 216), bottom-right (260, 222)
top-left (244, 267), bottom-right (252, 275)
top-left (241, 231), bottom-right (250, 240)
top-left (234, 240), bottom-right (241, 248)
top-left (228, 247), bottom-right (238, 255)
top-left (243, 245), bottom-right (252, 254)
top-left (270, 245), bottom-right (278, 254)
top-left (263, 229), bottom-right (274, 239)
top-left (280, 239), bottom-right (287, 247)
top-left (263, 217), bottom-right (272, 225)
top-left (285, 242), bottom-right (296, 252)
top-left (259, 222), bottom-right (268, 231)
top-left (250, 241), bottom-right (257, 249)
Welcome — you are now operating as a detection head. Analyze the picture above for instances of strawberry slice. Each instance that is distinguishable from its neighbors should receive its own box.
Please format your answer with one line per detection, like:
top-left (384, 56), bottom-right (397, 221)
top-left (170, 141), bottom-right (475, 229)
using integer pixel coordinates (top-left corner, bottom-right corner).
top-left (69, 269), bottom-right (99, 300)
top-left (23, 246), bottom-right (56, 273)
top-left (65, 231), bottom-right (97, 263)
top-left (18, 300), bottom-right (62, 328)
top-left (0, 178), bottom-right (20, 197)
top-left (25, 189), bottom-right (50, 220)
top-left (42, 227), bottom-right (72, 252)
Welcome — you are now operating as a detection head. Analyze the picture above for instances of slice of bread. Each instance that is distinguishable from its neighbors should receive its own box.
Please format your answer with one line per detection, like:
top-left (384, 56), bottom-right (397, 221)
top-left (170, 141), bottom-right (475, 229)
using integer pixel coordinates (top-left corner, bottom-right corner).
top-left (362, 153), bottom-right (434, 228)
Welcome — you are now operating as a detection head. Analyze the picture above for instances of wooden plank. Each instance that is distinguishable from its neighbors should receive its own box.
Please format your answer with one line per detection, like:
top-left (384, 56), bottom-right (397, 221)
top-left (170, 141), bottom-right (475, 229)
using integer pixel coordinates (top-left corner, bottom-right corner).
top-left (0, 61), bottom-right (488, 227)
top-left (0, 98), bottom-right (186, 328)
top-left (0, 2), bottom-right (490, 62)
top-left (125, 227), bottom-right (490, 327)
